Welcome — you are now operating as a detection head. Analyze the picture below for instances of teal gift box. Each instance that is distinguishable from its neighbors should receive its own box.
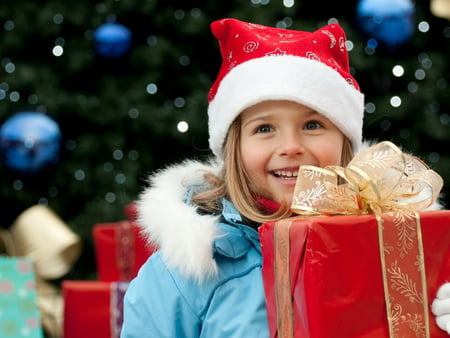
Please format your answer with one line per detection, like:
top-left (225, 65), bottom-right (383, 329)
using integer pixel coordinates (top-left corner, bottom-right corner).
top-left (0, 257), bottom-right (43, 338)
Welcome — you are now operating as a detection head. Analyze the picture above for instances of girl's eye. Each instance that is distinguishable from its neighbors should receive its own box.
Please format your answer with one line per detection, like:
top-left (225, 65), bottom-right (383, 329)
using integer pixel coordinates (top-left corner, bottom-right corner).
top-left (256, 124), bottom-right (273, 133)
top-left (304, 121), bottom-right (322, 130)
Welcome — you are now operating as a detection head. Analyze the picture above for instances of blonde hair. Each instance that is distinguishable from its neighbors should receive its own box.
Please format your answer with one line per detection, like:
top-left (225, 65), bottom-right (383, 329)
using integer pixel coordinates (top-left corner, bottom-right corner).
top-left (192, 116), bottom-right (354, 223)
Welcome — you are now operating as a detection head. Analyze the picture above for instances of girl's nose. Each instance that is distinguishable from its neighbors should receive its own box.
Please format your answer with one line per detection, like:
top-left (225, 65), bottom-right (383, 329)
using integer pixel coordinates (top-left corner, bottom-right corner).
top-left (278, 133), bottom-right (305, 156)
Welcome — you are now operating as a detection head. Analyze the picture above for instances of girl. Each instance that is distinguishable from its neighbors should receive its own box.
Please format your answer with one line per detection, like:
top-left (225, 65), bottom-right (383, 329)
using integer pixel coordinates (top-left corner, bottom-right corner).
top-left (121, 18), bottom-right (449, 337)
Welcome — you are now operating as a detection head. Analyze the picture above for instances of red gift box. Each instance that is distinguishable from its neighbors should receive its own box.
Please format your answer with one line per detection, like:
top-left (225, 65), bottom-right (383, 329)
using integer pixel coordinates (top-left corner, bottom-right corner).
top-left (62, 280), bottom-right (129, 338)
top-left (123, 202), bottom-right (138, 222)
top-left (259, 210), bottom-right (450, 338)
top-left (93, 221), bottom-right (156, 281)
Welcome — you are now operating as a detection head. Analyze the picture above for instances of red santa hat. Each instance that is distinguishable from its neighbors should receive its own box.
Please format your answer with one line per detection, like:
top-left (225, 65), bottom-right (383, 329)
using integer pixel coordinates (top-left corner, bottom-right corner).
top-left (207, 18), bottom-right (364, 158)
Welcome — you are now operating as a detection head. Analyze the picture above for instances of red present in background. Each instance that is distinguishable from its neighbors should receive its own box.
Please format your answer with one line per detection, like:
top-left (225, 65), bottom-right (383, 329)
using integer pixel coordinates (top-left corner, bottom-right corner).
top-left (63, 280), bottom-right (128, 338)
top-left (93, 221), bottom-right (156, 281)
top-left (123, 202), bottom-right (138, 222)
top-left (259, 210), bottom-right (450, 338)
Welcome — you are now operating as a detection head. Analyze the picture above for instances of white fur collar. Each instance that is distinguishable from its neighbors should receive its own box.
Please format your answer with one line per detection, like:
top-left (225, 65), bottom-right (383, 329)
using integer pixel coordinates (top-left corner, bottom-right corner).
top-left (136, 159), bottom-right (222, 281)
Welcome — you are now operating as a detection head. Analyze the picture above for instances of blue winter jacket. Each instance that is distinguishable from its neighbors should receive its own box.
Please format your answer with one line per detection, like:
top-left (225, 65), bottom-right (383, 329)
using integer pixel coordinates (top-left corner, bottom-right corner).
top-left (120, 160), bottom-right (269, 337)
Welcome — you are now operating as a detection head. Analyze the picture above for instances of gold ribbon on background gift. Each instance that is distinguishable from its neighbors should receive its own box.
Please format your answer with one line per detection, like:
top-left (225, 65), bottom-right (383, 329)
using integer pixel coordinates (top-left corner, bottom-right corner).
top-left (431, 0), bottom-right (450, 20)
top-left (274, 141), bottom-right (443, 338)
top-left (0, 205), bottom-right (83, 338)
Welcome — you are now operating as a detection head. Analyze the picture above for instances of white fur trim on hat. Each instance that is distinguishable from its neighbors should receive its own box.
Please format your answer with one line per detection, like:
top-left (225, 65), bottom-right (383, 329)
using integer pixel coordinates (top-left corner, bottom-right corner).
top-left (207, 55), bottom-right (364, 158)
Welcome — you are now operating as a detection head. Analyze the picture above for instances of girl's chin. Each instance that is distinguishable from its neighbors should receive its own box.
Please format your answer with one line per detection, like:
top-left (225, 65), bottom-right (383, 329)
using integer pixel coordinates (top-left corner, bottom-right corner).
top-left (256, 183), bottom-right (295, 205)
top-left (272, 192), bottom-right (296, 206)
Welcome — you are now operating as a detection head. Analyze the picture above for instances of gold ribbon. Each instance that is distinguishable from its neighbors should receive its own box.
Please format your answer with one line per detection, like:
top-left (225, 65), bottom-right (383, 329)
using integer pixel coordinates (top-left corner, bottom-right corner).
top-left (431, 0), bottom-right (450, 20)
top-left (288, 141), bottom-right (443, 337)
top-left (0, 205), bottom-right (83, 338)
top-left (291, 141), bottom-right (442, 216)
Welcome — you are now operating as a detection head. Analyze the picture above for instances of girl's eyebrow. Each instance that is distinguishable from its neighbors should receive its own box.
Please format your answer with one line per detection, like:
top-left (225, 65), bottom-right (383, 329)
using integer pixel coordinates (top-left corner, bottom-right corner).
top-left (302, 110), bottom-right (330, 121)
top-left (302, 109), bottom-right (321, 117)
top-left (242, 108), bottom-right (322, 128)
top-left (241, 113), bottom-right (271, 128)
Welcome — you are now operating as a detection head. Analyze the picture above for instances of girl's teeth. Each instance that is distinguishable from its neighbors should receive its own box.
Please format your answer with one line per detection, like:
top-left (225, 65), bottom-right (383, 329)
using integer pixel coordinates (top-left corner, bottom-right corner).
top-left (274, 170), bottom-right (298, 178)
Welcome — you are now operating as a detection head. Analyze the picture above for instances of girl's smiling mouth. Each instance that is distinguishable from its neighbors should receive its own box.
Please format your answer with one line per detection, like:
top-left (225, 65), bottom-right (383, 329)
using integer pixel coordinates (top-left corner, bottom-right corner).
top-left (271, 168), bottom-right (299, 179)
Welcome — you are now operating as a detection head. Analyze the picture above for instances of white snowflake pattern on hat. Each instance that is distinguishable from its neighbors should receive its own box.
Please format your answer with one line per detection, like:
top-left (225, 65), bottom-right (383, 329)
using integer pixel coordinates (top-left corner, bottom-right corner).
top-left (266, 48), bottom-right (286, 56)
top-left (321, 30), bottom-right (337, 48)
top-left (339, 36), bottom-right (346, 52)
top-left (305, 51), bottom-right (320, 61)
top-left (243, 41), bottom-right (259, 53)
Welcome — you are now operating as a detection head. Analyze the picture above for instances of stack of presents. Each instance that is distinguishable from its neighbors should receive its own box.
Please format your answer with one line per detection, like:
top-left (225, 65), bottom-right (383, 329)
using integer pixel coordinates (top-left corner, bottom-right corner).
top-left (62, 203), bottom-right (156, 338)
top-left (0, 204), bottom-right (83, 338)
top-left (0, 202), bottom-right (155, 338)
top-left (2, 142), bottom-right (450, 337)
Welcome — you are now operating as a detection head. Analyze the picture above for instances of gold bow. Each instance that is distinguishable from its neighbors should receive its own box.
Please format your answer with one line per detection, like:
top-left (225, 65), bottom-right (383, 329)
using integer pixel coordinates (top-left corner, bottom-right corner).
top-left (0, 205), bottom-right (83, 338)
top-left (288, 141), bottom-right (444, 338)
top-left (291, 141), bottom-right (443, 215)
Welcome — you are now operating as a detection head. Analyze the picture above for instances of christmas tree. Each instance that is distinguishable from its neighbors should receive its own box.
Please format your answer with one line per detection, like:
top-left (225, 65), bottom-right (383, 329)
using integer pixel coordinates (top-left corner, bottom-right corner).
top-left (1, 0), bottom-right (449, 285)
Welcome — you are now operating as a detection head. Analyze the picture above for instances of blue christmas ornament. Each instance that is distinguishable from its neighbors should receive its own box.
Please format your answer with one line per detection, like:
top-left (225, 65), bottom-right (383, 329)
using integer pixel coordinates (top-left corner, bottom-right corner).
top-left (0, 112), bottom-right (61, 174)
top-left (356, 0), bottom-right (415, 48)
top-left (94, 22), bottom-right (132, 58)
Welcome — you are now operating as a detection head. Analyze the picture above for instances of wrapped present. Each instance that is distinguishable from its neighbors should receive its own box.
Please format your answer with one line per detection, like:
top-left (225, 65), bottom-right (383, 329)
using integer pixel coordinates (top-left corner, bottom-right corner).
top-left (259, 141), bottom-right (449, 337)
top-left (123, 202), bottom-right (138, 222)
top-left (260, 211), bottom-right (450, 337)
top-left (1, 205), bottom-right (82, 338)
top-left (93, 221), bottom-right (156, 281)
top-left (62, 280), bottom-right (129, 338)
top-left (0, 257), bottom-right (44, 338)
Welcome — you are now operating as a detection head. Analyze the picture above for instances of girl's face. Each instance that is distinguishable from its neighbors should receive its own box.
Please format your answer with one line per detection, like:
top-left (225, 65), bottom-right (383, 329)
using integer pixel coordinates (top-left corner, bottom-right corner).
top-left (240, 100), bottom-right (345, 206)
